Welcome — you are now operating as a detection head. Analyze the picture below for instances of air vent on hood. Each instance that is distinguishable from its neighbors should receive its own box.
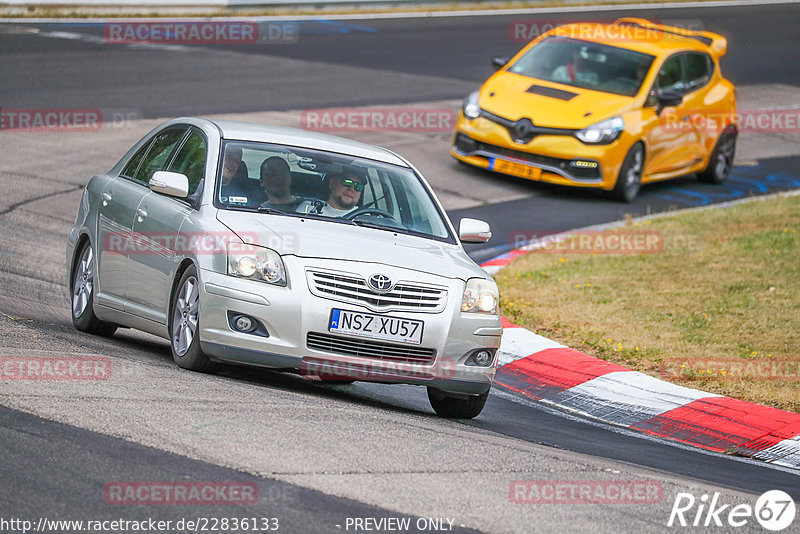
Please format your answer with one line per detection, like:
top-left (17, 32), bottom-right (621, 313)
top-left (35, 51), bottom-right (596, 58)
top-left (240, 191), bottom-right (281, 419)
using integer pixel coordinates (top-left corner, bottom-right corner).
top-left (525, 85), bottom-right (578, 101)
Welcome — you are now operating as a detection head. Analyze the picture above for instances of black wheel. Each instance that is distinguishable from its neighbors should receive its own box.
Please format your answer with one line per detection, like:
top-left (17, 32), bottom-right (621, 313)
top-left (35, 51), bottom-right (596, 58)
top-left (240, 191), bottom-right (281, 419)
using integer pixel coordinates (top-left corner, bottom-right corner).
top-left (427, 387), bottom-right (489, 419)
top-left (170, 265), bottom-right (217, 373)
top-left (698, 127), bottom-right (737, 184)
top-left (71, 240), bottom-right (117, 336)
top-left (610, 143), bottom-right (644, 202)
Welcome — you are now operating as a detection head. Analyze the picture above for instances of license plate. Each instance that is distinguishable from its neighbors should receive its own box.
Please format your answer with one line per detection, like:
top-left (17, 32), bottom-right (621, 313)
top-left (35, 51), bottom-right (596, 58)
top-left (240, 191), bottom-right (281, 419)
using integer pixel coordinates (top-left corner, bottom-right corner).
top-left (329, 309), bottom-right (423, 345)
top-left (490, 158), bottom-right (542, 180)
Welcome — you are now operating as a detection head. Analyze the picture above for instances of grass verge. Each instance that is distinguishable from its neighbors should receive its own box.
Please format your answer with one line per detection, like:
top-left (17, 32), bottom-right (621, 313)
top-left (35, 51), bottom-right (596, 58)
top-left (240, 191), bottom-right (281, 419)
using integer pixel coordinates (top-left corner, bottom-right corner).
top-left (495, 193), bottom-right (800, 413)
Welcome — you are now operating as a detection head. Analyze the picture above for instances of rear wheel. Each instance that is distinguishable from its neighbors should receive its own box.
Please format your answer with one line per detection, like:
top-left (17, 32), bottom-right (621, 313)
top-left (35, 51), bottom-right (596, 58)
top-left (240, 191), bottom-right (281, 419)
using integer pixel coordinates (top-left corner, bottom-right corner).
top-left (698, 127), bottom-right (737, 184)
top-left (71, 241), bottom-right (117, 336)
top-left (427, 387), bottom-right (489, 419)
top-left (610, 143), bottom-right (644, 202)
top-left (170, 265), bottom-right (217, 373)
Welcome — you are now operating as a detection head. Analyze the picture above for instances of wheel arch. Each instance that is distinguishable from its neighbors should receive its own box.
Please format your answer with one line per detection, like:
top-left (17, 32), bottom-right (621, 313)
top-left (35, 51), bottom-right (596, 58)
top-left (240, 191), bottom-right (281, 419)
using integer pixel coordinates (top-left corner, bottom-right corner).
top-left (168, 258), bottom-right (199, 327)
top-left (70, 232), bottom-right (93, 290)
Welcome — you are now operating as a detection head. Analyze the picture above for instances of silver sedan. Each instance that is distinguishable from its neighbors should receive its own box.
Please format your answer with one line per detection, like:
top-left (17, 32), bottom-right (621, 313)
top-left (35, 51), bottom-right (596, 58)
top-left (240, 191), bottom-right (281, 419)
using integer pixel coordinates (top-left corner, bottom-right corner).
top-left (67, 118), bottom-right (502, 418)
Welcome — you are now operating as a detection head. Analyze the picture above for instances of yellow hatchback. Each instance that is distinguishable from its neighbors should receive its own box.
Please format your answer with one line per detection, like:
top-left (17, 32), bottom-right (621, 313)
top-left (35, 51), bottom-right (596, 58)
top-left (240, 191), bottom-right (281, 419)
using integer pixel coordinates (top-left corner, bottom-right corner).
top-left (451, 18), bottom-right (737, 201)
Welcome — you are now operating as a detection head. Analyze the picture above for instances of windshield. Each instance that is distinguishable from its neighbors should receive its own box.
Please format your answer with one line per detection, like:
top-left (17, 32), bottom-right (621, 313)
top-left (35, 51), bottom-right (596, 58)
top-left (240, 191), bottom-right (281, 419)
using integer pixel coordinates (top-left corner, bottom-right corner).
top-left (215, 140), bottom-right (454, 242)
top-left (508, 36), bottom-right (655, 96)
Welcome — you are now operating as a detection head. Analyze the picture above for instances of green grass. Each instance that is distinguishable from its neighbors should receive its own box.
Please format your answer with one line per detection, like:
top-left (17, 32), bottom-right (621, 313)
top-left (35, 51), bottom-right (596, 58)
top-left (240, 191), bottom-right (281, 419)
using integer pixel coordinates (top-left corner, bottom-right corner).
top-left (495, 194), bottom-right (800, 413)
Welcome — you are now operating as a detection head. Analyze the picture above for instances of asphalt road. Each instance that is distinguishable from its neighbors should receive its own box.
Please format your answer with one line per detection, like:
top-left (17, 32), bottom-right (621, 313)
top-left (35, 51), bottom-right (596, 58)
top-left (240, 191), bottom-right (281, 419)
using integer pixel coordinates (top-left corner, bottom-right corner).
top-left (1, 3), bottom-right (800, 533)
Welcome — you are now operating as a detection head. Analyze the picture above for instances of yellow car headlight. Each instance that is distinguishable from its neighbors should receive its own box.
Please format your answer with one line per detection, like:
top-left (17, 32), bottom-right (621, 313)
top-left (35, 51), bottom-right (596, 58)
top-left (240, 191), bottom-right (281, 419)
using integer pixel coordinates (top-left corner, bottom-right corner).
top-left (576, 116), bottom-right (625, 144)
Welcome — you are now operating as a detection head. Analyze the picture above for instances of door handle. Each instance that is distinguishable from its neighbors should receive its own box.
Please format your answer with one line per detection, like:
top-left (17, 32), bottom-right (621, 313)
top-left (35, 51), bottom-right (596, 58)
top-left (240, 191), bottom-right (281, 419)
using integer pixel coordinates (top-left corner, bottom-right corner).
top-left (136, 208), bottom-right (148, 221)
top-left (101, 192), bottom-right (112, 206)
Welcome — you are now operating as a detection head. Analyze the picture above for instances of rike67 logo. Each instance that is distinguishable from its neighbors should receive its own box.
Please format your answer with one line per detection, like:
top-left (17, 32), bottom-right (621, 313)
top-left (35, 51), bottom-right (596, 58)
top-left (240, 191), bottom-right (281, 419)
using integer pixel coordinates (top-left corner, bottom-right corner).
top-left (668, 490), bottom-right (796, 531)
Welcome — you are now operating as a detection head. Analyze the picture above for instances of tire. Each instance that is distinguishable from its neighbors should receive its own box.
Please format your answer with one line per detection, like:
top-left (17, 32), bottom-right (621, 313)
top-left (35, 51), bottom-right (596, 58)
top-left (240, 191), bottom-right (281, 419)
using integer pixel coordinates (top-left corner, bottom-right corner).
top-left (698, 127), bottom-right (737, 184)
top-left (71, 240), bottom-right (117, 336)
top-left (170, 265), bottom-right (218, 373)
top-left (610, 143), bottom-right (644, 202)
top-left (427, 387), bottom-right (489, 419)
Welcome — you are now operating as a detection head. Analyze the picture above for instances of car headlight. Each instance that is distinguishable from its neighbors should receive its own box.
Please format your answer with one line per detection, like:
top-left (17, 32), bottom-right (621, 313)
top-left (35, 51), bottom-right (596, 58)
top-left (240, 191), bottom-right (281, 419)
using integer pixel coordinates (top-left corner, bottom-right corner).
top-left (462, 91), bottom-right (481, 120)
top-left (462, 278), bottom-right (499, 314)
top-left (227, 243), bottom-right (286, 286)
top-left (576, 116), bottom-right (624, 144)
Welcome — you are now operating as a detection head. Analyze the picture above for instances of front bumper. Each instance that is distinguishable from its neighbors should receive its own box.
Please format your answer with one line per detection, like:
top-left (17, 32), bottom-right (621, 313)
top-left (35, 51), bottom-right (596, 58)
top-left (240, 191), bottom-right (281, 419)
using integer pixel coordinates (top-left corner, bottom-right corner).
top-left (451, 112), bottom-right (632, 190)
top-left (197, 258), bottom-right (501, 395)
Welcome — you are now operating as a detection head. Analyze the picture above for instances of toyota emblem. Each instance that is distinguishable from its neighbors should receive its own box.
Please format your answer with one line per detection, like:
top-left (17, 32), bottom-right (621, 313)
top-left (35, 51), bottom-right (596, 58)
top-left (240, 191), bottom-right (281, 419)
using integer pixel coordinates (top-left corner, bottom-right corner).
top-left (367, 274), bottom-right (393, 293)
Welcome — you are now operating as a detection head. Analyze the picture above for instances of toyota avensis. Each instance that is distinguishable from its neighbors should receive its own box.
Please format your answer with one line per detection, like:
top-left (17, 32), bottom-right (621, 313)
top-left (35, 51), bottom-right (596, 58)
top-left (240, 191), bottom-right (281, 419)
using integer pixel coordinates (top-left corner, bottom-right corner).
top-left (67, 118), bottom-right (502, 418)
top-left (452, 18), bottom-right (737, 201)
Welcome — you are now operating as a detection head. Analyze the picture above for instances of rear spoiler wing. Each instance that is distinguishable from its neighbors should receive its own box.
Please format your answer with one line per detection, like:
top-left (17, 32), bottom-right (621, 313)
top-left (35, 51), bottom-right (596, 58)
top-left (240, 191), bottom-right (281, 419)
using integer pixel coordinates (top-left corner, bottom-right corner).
top-left (614, 17), bottom-right (727, 57)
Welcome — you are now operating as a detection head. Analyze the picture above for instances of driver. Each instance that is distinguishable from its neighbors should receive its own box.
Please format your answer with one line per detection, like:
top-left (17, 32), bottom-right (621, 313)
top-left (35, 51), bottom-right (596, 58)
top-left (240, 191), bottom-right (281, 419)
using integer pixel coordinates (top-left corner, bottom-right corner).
top-left (552, 48), bottom-right (599, 86)
top-left (298, 169), bottom-right (365, 217)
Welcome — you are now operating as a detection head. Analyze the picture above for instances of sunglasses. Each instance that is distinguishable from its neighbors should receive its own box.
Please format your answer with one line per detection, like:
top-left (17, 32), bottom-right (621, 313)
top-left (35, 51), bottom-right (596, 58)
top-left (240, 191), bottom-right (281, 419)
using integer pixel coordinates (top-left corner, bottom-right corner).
top-left (340, 178), bottom-right (365, 192)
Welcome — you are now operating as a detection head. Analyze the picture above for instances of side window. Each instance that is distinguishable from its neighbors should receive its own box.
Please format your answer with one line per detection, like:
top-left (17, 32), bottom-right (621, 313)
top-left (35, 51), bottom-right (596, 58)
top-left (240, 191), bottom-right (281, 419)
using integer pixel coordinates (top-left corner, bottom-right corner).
top-left (120, 141), bottom-right (151, 179)
top-left (133, 128), bottom-right (187, 185)
top-left (657, 55), bottom-right (686, 93)
top-left (168, 129), bottom-right (207, 195)
top-left (685, 53), bottom-right (713, 91)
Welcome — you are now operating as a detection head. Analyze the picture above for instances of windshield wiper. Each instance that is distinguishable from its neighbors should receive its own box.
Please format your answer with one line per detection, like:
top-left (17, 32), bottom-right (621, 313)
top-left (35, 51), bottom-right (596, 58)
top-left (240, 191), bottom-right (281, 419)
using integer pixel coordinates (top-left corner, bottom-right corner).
top-left (351, 219), bottom-right (410, 234)
top-left (223, 205), bottom-right (285, 215)
top-left (257, 206), bottom-right (285, 214)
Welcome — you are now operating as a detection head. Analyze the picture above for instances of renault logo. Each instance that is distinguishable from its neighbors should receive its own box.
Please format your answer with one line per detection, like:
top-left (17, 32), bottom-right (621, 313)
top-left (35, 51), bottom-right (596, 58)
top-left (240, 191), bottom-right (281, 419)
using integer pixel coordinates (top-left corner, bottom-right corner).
top-left (512, 118), bottom-right (535, 143)
top-left (367, 274), bottom-right (393, 293)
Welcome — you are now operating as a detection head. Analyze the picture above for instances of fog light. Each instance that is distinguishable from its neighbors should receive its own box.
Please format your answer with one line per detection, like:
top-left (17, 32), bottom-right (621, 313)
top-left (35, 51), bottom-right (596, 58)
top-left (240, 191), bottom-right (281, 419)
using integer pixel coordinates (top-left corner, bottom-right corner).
top-left (571, 160), bottom-right (598, 168)
top-left (465, 348), bottom-right (496, 367)
top-left (235, 316), bottom-right (253, 332)
top-left (474, 350), bottom-right (492, 366)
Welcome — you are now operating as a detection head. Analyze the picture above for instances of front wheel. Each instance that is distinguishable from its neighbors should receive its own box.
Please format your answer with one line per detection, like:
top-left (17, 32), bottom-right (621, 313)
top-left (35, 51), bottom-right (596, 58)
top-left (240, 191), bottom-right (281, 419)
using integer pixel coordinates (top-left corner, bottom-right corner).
top-left (698, 127), bottom-right (737, 184)
top-left (170, 265), bottom-right (217, 373)
top-left (427, 387), bottom-right (489, 419)
top-left (71, 241), bottom-right (117, 336)
top-left (609, 143), bottom-right (644, 202)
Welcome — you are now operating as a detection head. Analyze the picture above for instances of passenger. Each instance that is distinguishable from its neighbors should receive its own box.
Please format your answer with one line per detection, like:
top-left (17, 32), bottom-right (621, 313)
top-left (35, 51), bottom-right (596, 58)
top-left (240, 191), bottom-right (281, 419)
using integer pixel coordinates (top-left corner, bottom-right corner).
top-left (297, 169), bottom-right (365, 217)
top-left (258, 156), bottom-right (302, 211)
top-left (219, 146), bottom-right (257, 205)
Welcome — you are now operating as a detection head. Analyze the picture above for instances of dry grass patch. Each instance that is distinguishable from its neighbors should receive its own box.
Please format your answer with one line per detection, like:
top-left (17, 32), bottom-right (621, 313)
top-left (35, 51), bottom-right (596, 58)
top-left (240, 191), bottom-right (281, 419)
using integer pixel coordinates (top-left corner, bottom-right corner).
top-left (496, 194), bottom-right (800, 413)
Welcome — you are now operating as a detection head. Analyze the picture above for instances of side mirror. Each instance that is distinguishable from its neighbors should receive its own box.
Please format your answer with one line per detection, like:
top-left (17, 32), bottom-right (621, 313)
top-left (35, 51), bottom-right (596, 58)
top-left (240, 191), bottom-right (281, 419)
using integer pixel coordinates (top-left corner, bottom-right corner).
top-left (653, 90), bottom-right (683, 115)
top-left (459, 218), bottom-right (492, 244)
top-left (149, 171), bottom-right (189, 198)
top-left (491, 56), bottom-right (510, 71)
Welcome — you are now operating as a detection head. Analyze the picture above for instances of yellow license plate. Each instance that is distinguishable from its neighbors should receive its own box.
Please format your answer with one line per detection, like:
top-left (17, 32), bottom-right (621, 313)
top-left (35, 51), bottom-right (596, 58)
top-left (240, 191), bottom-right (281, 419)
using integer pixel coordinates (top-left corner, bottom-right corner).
top-left (490, 158), bottom-right (542, 180)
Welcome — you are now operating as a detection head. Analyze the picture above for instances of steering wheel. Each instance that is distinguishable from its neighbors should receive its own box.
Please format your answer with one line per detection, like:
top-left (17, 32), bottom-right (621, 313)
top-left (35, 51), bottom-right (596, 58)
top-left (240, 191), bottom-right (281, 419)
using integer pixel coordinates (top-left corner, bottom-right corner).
top-left (343, 207), bottom-right (396, 220)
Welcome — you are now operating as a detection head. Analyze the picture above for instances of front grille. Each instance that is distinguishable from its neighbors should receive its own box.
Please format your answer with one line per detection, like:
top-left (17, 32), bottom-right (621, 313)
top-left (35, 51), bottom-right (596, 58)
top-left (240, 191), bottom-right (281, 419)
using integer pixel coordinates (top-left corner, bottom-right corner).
top-left (454, 134), bottom-right (602, 181)
top-left (306, 332), bottom-right (436, 364)
top-left (307, 270), bottom-right (447, 312)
